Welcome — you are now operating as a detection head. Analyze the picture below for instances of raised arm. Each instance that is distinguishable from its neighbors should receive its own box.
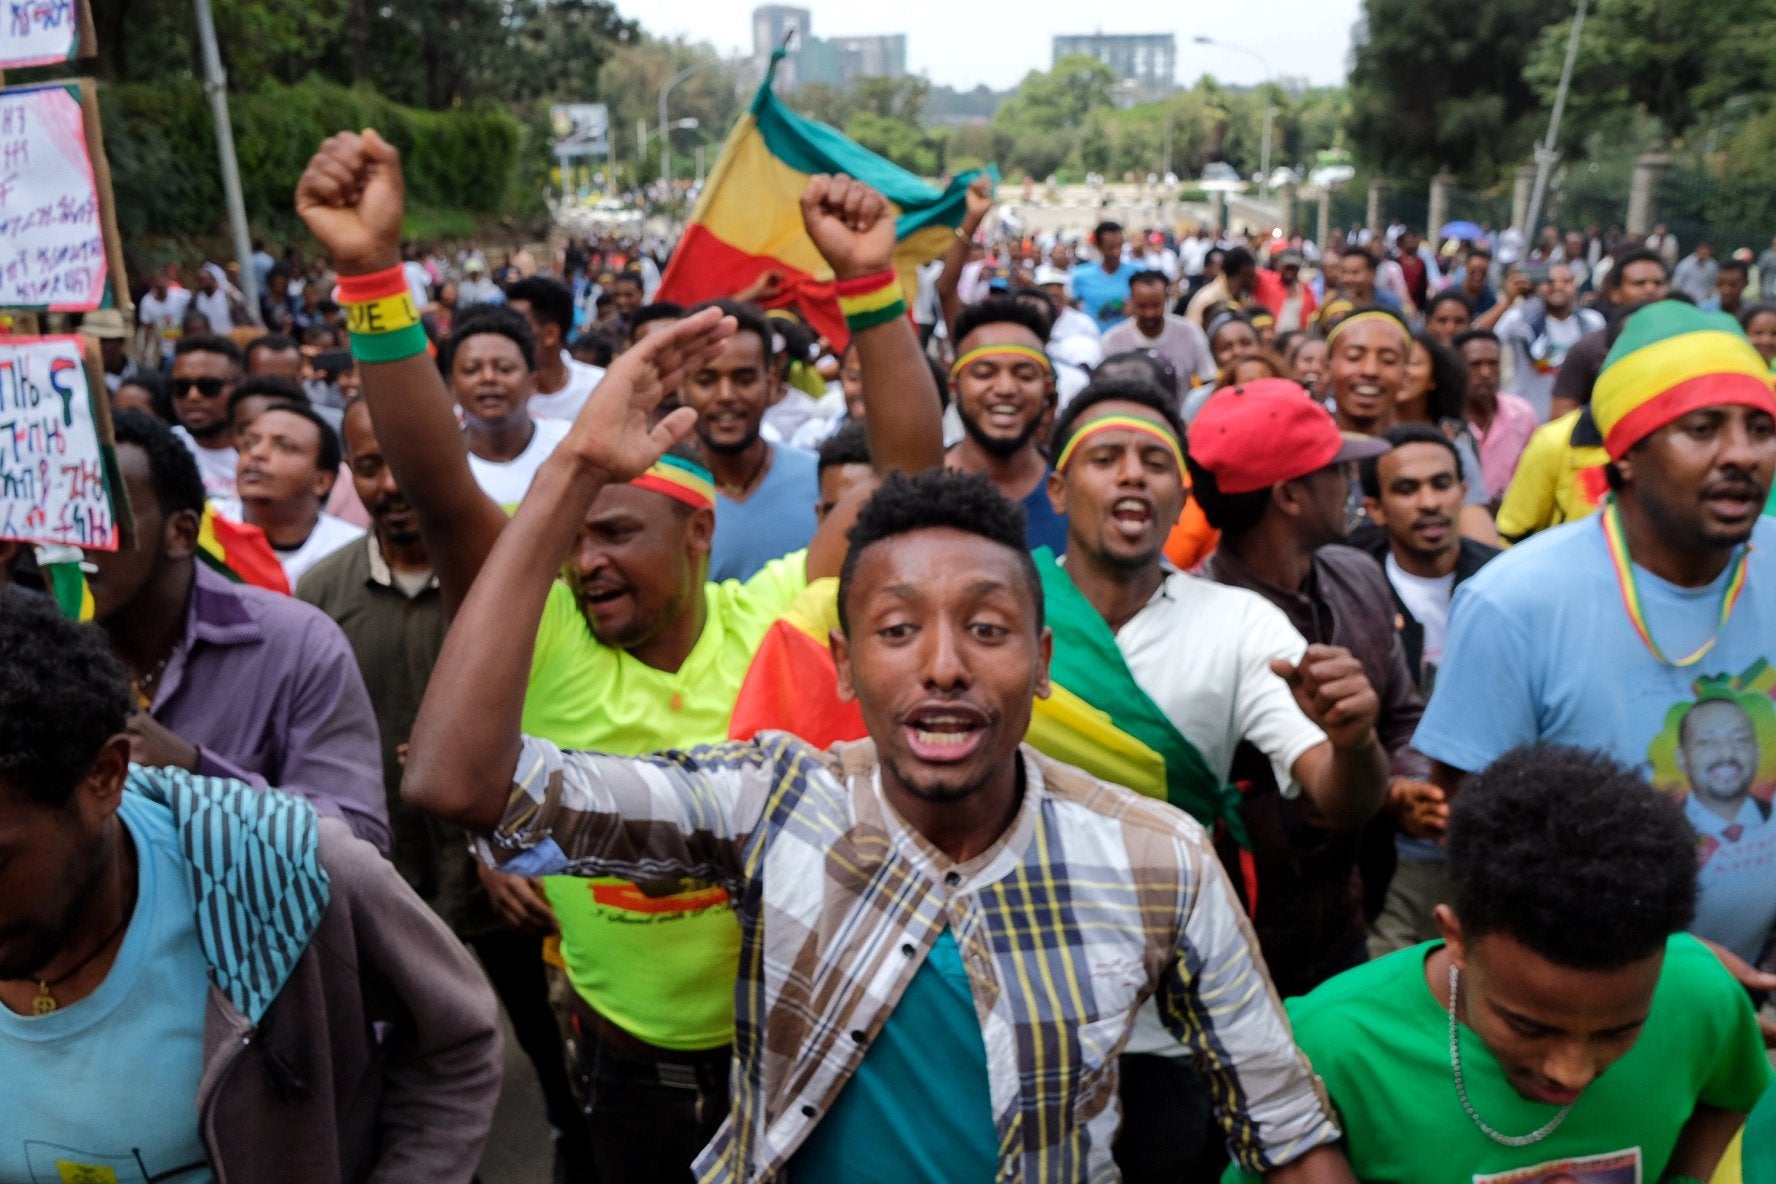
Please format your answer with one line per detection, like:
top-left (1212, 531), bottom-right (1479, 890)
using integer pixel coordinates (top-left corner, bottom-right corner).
top-left (296, 130), bottom-right (509, 615)
top-left (933, 175), bottom-right (994, 340)
top-left (799, 174), bottom-right (946, 579)
top-left (404, 307), bottom-right (734, 831)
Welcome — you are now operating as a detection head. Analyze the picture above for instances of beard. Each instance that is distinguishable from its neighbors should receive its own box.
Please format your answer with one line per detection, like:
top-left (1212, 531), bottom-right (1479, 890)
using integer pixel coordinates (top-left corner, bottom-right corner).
top-left (959, 407), bottom-right (1043, 458)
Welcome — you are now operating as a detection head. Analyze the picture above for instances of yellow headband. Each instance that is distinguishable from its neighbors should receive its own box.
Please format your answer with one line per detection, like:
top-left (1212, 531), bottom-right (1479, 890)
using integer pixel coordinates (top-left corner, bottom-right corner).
top-left (949, 343), bottom-right (1053, 380)
top-left (1054, 413), bottom-right (1185, 475)
top-left (1325, 309), bottom-right (1410, 350)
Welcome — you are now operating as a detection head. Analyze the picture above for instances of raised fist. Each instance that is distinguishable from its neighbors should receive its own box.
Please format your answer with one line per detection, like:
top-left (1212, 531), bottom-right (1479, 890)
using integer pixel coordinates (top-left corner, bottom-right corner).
top-left (295, 129), bottom-right (407, 276)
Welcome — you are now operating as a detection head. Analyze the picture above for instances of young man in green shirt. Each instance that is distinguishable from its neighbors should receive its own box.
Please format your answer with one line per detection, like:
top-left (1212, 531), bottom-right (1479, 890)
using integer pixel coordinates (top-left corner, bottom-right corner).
top-left (1229, 743), bottom-right (1771, 1184)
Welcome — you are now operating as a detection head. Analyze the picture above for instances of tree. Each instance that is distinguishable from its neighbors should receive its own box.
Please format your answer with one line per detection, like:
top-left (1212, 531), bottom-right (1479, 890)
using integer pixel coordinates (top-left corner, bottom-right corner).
top-left (1345, 0), bottom-right (1573, 184)
top-left (994, 55), bottom-right (1117, 137)
top-left (1526, 0), bottom-right (1776, 148)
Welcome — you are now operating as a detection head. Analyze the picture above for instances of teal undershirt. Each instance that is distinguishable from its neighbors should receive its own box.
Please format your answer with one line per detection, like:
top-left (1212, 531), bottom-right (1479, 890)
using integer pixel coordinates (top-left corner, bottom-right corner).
top-left (789, 928), bottom-right (997, 1182)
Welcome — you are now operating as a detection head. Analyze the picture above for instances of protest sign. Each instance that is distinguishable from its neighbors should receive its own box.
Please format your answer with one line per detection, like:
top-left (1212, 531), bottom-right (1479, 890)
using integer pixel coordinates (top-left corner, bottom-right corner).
top-left (0, 332), bottom-right (127, 548)
top-left (0, 79), bottom-right (127, 312)
top-left (0, 0), bottom-right (96, 70)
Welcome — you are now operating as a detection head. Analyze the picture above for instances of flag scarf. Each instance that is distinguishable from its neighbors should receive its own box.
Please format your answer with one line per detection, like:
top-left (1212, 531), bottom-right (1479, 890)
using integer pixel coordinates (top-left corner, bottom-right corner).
top-left (656, 48), bottom-right (987, 346)
top-left (198, 504), bottom-right (290, 595)
top-left (727, 551), bottom-right (1243, 844)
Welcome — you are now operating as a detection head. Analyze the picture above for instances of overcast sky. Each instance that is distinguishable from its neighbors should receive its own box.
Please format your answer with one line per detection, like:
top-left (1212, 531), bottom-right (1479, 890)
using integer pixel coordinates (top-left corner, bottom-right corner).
top-left (631, 0), bottom-right (1365, 91)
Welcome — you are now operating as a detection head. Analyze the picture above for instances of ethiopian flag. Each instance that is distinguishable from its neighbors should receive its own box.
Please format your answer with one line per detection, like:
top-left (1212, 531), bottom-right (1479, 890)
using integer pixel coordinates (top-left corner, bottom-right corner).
top-left (198, 504), bottom-right (289, 595)
top-left (656, 49), bottom-right (986, 346)
top-left (728, 552), bottom-right (1242, 842)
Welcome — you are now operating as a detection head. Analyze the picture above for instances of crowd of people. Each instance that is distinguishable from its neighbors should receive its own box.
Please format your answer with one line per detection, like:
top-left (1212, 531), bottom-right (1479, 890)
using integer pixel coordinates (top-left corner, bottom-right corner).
top-left (5, 124), bottom-right (1776, 1184)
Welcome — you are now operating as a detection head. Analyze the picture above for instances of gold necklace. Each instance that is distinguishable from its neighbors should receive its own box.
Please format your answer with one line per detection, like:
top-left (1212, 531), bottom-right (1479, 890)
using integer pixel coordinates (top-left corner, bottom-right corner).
top-left (13, 906), bottom-right (133, 1015)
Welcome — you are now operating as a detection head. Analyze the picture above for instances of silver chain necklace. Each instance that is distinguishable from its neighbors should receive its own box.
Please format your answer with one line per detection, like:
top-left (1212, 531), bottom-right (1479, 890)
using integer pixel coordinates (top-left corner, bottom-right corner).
top-left (1448, 964), bottom-right (1573, 1147)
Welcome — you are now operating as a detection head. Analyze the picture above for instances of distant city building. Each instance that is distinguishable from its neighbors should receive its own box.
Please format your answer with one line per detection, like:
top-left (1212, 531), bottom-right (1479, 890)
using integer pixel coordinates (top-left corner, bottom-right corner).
top-left (1053, 33), bottom-right (1177, 89)
top-left (751, 6), bottom-right (906, 92)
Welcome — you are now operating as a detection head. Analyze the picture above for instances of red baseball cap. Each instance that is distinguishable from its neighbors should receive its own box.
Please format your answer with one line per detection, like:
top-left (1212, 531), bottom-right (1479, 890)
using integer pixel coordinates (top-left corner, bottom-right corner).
top-left (1188, 378), bottom-right (1391, 493)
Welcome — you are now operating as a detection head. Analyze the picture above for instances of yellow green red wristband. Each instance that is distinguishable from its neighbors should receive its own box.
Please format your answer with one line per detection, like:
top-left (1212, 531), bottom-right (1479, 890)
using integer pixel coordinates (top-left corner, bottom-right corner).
top-left (836, 270), bottom-right (906, 333)
top-left (349, 321), bottom-right (429, 363)
top-left (343, 292), bottom-right (421, 337)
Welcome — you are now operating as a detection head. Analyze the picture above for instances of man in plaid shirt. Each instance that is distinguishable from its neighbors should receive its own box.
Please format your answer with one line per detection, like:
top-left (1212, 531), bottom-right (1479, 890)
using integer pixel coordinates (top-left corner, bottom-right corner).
top-left (394, 286), bottom-right (1356, 1180)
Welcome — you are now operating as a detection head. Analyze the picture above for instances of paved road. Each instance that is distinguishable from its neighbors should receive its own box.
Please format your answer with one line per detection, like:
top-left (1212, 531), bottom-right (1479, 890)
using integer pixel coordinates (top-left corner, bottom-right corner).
top-left (479, 1011), bottom-right (555, 1183)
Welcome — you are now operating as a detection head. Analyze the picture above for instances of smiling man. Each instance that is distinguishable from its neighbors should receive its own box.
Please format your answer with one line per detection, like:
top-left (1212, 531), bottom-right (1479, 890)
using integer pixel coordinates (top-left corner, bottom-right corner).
top-left (400, 328), bottom-right (1354, 1181)
top-left (1418, 302), bottom-right (1776, 972)
top-left (443, 306), bottom-right (572, 510)
top-left (1224, 744), bottom-right (1770, 1184)
top-left (168, 334), bottom-right (245, 498)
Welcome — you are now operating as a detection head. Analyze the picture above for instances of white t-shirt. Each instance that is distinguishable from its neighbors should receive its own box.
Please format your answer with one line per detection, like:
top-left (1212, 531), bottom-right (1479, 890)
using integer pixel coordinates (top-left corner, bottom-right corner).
top-left (138, 289), bottom-right (191, 360)
top-left (526, 352), bottom-right (605, 422)
top-left (170, 425), bottom-right (238, 499)
top-left (217, 499), bottom-right (362, 588)
top-left (1049, 305), bottom-right (1102, 346)
top-left (192, 288), bottom-right (234, 334)
top-left (1385, 554), bottom-right (1455, 676)
top-left (467, 416), bottom-right (571, 509)
top-left (1111, 567), bottom-right (1327, 1057)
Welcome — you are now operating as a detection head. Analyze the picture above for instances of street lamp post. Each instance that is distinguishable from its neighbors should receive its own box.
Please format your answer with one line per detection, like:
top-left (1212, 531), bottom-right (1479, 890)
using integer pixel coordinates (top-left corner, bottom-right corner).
top-left (1194, 35), bottom-right (1275, 197)
top-left (660, 59), bottom-right (718, 196)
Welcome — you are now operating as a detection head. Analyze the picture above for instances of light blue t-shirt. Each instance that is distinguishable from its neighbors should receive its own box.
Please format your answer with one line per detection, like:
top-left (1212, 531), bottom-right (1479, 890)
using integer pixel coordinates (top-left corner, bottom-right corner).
top-left (710, 443), bottom-right (820, 583)
top-left (0, 791), bottom-right (213, 1182)
top-left (1071, 260), bottom-right (1141, 329)
top-left (1416, 514), bottom-right (1776, 961)
top-left (788, 928), bottom-right (996, 1182)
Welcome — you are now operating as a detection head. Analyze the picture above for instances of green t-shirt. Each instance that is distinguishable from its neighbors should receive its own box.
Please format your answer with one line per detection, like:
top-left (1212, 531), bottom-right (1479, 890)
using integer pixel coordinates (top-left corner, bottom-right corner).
top-left (787, 928), bottom-right (997, 1181)
top-left (1227, 936), bottom-right (1771, 1184)
top-left (523, 552), bottom-right (807, 1050)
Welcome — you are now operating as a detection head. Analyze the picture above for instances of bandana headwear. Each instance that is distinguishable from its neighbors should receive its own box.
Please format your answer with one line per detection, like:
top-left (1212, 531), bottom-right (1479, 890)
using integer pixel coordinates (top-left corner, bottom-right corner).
top-left (1324, 309), bottom-right (1410, 350)
top-left (1593, 301), bottom-right (1776, 460)
top-left (631, 454), bottom-right (715, 510)
top-left (1054, 412), bottom-right (1186, 475)
top-left (949, 344), bottom-right (1053, 381)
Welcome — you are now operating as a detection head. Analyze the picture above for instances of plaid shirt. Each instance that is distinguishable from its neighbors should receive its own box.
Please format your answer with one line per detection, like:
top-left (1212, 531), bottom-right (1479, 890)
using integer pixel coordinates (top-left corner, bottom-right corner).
top-left (480, 731), bottom-right (1340, 1182)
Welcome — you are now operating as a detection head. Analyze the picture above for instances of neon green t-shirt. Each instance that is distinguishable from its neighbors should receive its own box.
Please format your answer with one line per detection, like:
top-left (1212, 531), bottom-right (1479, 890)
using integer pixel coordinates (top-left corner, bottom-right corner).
top-left (522, 551), bottom-right (807, 1050)
top-left (1226, 936), bottom-right (1771, 1184)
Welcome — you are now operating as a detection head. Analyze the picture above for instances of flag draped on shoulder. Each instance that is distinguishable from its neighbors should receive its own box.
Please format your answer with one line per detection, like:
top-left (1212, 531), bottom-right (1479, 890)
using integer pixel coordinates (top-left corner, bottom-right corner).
top-left (198, 504), bottom-right (290, 595)
top-left (656, 48), bottom-right (989, 345)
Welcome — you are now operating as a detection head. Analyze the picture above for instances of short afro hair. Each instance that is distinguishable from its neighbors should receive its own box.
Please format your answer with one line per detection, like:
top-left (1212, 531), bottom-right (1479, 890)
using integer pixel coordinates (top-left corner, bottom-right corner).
top-left (227, 375), bottom-right (306, 418)
top-left (1424, 290), bottom-right (1473, 323)
top-left (1358, 421), bottom-right (1462, 499)
top-left (440, 305), bottom-right (538, 375)
top-left (505, 275), bottom-right (576, 336)
top-left (1183, 445), bottom-right (1273, 538)
top-left (837, 469), bottom-right (1041, 634)
top-left (953, 295), bottom-right (1052, 349)
top-left (628, 301), bottom-right (686, 344)
top-left (255, 401), bottom-right (343, 476)
top-left (173, 333), bottom-right (244, 370)
top-left (1050, 376), bottom-right (1185, 460)
top-left (690, 298), bottom-right (776, 364)
top-left (1447, 743), bottom-right (1697, 968)
top-left (0, 588), bottom-right (133, 808)
top-left (817, 418), bottom-right (871, 475)
top-left (112, 409), bottom-right (205, 518)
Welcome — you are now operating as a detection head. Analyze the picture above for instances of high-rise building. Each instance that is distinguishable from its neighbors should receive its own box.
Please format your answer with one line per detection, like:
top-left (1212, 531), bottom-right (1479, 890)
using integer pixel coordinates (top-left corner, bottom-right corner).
top-left (753, 5), bottom-right (811, 56)
top-left (830, 34), bottom-right (907, 81)
top-left (1052, 33), bottom-right (1177, 89)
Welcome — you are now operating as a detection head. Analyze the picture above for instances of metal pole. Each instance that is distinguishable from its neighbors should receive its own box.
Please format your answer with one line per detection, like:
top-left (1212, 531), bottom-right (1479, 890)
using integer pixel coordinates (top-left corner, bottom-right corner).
top-left (1524, 0), bottom-right (1587, 238)
top-left (1260, 100), bottom-right (1274, 197)
top-left (1192, 37), bottom-right (1276, 197)
top-left (659, 59), bottom-right (717, 199)
top-left (192, 0), bottom-right (259, 323)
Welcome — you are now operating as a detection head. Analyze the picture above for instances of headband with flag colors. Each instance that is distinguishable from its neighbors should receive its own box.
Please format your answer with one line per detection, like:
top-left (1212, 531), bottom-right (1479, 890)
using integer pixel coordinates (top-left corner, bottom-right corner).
top-left (948, 343), bottom-right (1054, 380)
top-left (653, 48), bottom-right (991, 348)
top-left (1324, 308), bottom-right (1410, 350)
top-left (1054, 413), bottom-right (1186, 476)
top-left (1593, 301), bottom-right (1776, 460)
top-left (630, 454), bottom-right (715, 510)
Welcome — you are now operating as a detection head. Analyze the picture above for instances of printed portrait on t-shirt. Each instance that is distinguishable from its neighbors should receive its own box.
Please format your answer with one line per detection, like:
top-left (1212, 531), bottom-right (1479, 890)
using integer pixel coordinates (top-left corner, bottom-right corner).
top-left (1645, 664), bottom-right (1776, 863)
top-left (1471, 1148), bottom-right (1639, 1184)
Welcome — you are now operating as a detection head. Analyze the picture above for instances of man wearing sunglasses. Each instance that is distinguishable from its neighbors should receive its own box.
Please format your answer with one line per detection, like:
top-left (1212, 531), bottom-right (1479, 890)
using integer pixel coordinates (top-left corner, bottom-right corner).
top-left (169, 335), bottom-right (246, 499)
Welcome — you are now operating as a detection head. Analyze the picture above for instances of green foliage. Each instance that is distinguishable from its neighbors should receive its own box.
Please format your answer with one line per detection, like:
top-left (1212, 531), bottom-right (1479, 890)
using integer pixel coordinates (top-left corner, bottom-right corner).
top-left (1527, 0), bottom-right (1776, 147)
top-left (994, 55), bottom-right (1118, 136)
top-left (1346, 0), bottom-right (1573, 185)
top-left (101, 77), bottom-right (527, 271)
top-left (845, 112), bottom-right (938, 176)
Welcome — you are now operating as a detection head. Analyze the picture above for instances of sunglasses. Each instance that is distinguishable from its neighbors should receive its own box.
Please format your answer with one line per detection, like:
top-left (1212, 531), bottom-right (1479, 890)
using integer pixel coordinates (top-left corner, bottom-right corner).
top-left (173, 377), bottom-right (229, 398)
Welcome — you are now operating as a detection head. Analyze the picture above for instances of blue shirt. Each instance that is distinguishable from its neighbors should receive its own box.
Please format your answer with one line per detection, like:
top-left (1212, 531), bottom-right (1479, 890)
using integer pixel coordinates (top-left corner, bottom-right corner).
top-left (789, 929), bottom-right (996, 1182)
top-left (1415, 515), bottom-right (1776, 961)
top-left (711, 443), bottom-right (820, 583)
top-left (1071, 261), bottom-right (1141, 329)
top-left (1021, 479), bottom-right (1069, 555)
top-left (0, 791), bottom-right (214, 1182)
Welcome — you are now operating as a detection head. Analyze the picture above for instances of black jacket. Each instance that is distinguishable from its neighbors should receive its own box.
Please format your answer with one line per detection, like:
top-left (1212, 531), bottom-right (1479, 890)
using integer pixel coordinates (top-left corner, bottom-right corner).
top-left (1352, 526), bottom-right (1500, 692)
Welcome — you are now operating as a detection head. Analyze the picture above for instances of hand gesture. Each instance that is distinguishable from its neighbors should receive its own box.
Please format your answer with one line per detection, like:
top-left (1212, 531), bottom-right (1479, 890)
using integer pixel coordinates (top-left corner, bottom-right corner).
top-left (1270, 644), bottom-right (1380, 752)
top-left (800, 174), bottom-right (897, 281)
top-left (126, 711), bottom-right (200, 773)
top-left (295, 129), bottom-right (406, 275)
top-left (963, 174), bottom-right (995, 229)
top-left (1386, 778), bottom-right (1448, 839)
top-left (475, 864), bottom-right (557, 936)
top-left (563, 305), bottom-right (735, 480)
